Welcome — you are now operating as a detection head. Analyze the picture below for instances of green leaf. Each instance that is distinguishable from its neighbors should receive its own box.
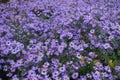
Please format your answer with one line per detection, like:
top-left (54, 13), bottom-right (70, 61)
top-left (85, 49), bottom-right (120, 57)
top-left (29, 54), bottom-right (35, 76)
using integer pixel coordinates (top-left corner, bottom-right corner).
top-left (78, 62), bottom-right (94, 75)
top-left (117, 50), bottom-right (120, 56)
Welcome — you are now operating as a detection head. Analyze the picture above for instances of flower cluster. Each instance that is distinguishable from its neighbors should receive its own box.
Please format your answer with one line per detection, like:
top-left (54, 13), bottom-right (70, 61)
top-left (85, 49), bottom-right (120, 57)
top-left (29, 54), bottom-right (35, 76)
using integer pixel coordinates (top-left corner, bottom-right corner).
top-left (0, 0), bottom-right (120, 80)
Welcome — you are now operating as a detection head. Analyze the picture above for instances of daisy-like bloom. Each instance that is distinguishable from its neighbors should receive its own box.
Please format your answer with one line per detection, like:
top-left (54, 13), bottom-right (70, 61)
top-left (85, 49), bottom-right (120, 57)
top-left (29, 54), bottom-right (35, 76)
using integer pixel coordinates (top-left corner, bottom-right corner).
top-left (46, 51), bottom-right (52, 56)
top-left (94, 42), bottom-right (101, 48)
top-left (43, 62), bottom-right (50, 68)
top-left (76, 52), bottom-right (82, 59)
top-left (45, 39), bottom-right (51, 45)
top-left (115, 66), bottom-right (120, 73)
top-left (36, 42), bottom-right (43, 47)
top-left (44, 77), bottom-right (51, 80)
top-left (72, 64), bottom-right (79, 70)
top-left (80, 76), bottom-right (87, 80)
top-left (41, 68), bottom-right (47, 75)
top-left (83, 43), bottom-right (88, 48)
top-left (52, 71), bottom-right (59, 77)
top-left (86, 73), bottom-right (92, 79)
top-left (104, 66), bottom-right (111, 73)
top-left (6, 72), bottom-right (13, 77)
top-left (117, 26), bottom-right (120, 31)
top-left (59, 65), bottom-right (66, 72)
top-left (88, 52), bottom-right (97, 58)
top-left (103, 43), bottom-right (111, 49)
top-left (15, 59), bottom-right (23, 67)
top-left (78, 44), bottom-right (84, 51)
top-left (90, 29), bottom-right (95, 34)
top-left (92, 71), bottom-right (101, 80)
top-left (69, 41), bottom-right (75, 48)
top-left (6, 41), bottom-right (11, 46)
top-left (36, 52), bottom-right (44, 62)
top-left (61, 42), bottom-right (67, 48)
top-left (12, 77), bottom-right (19, 80)
top-left (58, 45), bottom-right (64, 53)
top-left (62, 75), bottom-right (70, 80)
top-left (54, 77), bottom-right (62, 80)
top-left (11, 49), bottom-right (17, 54)
top-left (72, 72), bottom-right (79, 79)
top-left (108, 35), bottom-right (114, 41)
top-left (101, 72), bottom-right (109, 78)
top-left (67, 32), bottom-right (73, 39)
top-left (28, 70), bottom-right (36, 77)
top-left (60, 33), bottom-right (66, 40)
top-left (3, 65), bottom-right (8, 71)
top-left (73, 45), bottom-right (79, 50)
top-left (28, 54), bottom-right (34, 61)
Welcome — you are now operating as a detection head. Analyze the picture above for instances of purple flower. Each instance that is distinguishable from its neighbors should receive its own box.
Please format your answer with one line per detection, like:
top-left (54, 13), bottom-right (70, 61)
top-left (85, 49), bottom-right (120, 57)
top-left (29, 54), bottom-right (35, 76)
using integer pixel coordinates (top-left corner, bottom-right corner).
top-left (0, 0), bottom-right (120, 79)
top-left (77, 44), bottom-right (84, 51)
top-left (6, 73), bottom-right (13, 77)
top-left (61, 42), bottom-right (67, 48)
top-left (103, 43), bottom-right (111, 49)
top-left (108, 35), bottom-right (114, 41)
top-left (58, 45), bottom-right (64, 53)
top-left (59, 65), bottom-right (66, 72)
top-left (92, 71), bottom-right (101, 80)
top-left (15, 59), bottom-right (23, 67)
top-left (72, 72), bottom-right (79, 79)
top-left (90, 29), bottom-right (95, 34)
top-left (3, 65), bottom-right (8, 71)
top-left (43, 62), bottom-right (50, 68)
top-left (115, 66), bottom-right (120, 73)
top-left (41, 69), bottom-right (47, 75)
top-left (76, 52), bottom-right (82, 59)
top-left (28, 70), bottom-right (36, 77)
top-left (101, 72), bottom-right (109, 78)
top-left (86, 73), bottom-right (92, 78)
top-left (6, 41), bottom-right (11, 46)
top-left (52, 71), bottom-right (59, 77)
top-left (12, 75), bottom-right (19, 80)
top-left (28, 54), bottom-right (34, 61)
top-left (88, 52), bottom-right (97, 58)
top-left (67, 32), bottom-right (73, 39)
top-left (80, 76), bottom-right (87, 80)
top-left (104, 66), bottom-right (111, 73)
top-left (63, 75), bottom-right (70, 80)
top-left (69, 41), bottom-right (75, 48)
